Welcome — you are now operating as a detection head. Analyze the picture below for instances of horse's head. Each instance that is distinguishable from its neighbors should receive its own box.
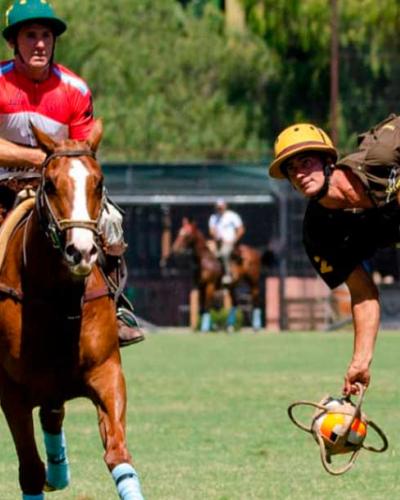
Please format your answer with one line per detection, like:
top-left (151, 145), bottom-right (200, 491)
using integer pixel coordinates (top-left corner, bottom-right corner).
top-left (171, 217), bottom-right (198, 255)
top-left (32, 120), bottom-right (104, 277)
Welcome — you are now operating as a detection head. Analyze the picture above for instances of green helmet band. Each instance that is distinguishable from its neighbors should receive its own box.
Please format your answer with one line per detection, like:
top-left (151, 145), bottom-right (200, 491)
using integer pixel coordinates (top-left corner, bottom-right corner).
top-left (3, 0), bottom-right (67, 40)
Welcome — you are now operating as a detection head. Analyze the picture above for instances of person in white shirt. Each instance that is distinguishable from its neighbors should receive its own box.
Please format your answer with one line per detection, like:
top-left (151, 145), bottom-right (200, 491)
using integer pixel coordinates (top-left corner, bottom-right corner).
top-left (208, 199), bottom-right (245, 284)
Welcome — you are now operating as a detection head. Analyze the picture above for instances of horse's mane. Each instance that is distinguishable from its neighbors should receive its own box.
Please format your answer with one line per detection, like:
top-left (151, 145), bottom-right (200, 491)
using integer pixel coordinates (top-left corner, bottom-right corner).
top-left (189, 222), bottom-right (213, 254)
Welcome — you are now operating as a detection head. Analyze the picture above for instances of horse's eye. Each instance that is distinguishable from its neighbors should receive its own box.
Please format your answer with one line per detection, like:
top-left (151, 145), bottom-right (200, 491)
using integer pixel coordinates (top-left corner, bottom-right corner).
top-left (95, 180), bottom-right (103, 194)
top-left (44, 180), bottom-right (56, 194)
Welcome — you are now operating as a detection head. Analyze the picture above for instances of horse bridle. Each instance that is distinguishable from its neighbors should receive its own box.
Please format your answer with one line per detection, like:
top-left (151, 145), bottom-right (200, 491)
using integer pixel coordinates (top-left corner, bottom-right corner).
top-left (36, 149), bottom-right (104, 250)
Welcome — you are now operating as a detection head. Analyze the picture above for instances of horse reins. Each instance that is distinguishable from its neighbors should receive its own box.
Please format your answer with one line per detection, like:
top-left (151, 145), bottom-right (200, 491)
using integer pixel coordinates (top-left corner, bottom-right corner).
top-left (37, 149), bottom-right (103, 249)
top-left (41, 149), bottom-right (97, 169)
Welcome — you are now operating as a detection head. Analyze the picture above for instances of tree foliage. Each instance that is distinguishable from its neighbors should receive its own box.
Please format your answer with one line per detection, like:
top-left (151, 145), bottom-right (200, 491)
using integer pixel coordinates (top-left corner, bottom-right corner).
top-left (54, 0), bottom-right (271, 161)
top-left (0, 0), bottom-right (400, 159)
top-left (243, 0), bottom-right (400, 153)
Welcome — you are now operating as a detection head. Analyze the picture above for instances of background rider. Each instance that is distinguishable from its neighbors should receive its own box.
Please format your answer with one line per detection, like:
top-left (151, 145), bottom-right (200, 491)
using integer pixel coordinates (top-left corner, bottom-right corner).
top-left (208, 199), bottom-right (245, 285)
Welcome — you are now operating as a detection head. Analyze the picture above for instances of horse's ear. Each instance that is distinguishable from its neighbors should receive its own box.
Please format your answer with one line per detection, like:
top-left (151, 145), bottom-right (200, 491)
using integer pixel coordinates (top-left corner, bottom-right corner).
top-left (30, 122), bottom-right (57, 154)
top-left (87, 119), bottom-right (103, 152)
top-left (183, 217), bottom-right (195, 227)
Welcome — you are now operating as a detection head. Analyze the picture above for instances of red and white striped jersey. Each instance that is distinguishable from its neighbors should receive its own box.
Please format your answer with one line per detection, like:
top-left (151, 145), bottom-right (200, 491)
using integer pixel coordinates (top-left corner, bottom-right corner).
top-left (0, 60), bottom-right (94, 146)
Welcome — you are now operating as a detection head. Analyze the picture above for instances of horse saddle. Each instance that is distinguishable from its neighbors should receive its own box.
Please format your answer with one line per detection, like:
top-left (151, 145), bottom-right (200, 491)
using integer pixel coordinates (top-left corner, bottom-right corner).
top-left (231, 245), bottom-right (243, 264)
top-left (0, 197), bottom-right (35, 272)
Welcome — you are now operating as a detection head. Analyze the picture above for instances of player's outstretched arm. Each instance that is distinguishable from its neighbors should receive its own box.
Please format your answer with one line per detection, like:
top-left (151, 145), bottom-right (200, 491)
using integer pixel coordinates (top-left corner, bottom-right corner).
top-left (343, 264), bottom-right (380, 395)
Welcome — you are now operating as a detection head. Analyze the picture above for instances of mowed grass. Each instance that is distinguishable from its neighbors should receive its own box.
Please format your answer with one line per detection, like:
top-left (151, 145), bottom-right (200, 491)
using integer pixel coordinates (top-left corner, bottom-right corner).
top-left (0, 330), bottom-right (400, 499)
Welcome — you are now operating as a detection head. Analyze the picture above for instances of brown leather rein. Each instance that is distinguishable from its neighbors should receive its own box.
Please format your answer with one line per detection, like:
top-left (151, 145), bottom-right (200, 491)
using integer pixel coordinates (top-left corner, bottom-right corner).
top-left (0, 282), bottom-right (112, 304)
top-left (37, 149), bottom-right (103, 248)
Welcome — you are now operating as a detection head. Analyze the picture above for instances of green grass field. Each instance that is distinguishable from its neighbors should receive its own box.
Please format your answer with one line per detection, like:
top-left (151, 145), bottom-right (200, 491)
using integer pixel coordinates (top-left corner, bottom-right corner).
top-left (0, 330), bottom-right (400, 499)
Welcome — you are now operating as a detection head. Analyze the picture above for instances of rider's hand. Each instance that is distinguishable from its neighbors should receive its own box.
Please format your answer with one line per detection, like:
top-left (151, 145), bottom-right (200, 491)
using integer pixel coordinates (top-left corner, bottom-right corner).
top-left (20, 148), bottom-right (47, 170)
top-left (342, 360), bottom-right (370, 396)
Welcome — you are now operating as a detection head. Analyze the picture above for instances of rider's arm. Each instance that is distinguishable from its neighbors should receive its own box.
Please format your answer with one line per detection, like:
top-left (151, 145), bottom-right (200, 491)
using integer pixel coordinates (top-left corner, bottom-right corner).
top-left (0, 137), bottom-right (45, 168)
top-left (235, 224), bottom-right (245, 242)
top-left (233, 211), bottom-right (245, 242)
top-left (209, 228), bottom-right (218, 240)
top-left (68, 87), bottom-right (95, 141)
top-left (342, 264), bottom-right (380, 395)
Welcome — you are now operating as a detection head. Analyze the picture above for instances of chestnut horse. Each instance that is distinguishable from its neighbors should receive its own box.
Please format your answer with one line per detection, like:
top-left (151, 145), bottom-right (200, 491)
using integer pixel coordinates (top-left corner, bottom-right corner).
top-left (0, 121), bottom-right (144, 499)
top-left (172, 217), bottom-right (262, 331)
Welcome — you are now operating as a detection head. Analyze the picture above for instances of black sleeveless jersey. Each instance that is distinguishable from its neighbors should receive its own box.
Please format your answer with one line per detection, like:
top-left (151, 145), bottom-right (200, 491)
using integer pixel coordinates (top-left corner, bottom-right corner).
top-left (302, 200), bottom-right (400, 288)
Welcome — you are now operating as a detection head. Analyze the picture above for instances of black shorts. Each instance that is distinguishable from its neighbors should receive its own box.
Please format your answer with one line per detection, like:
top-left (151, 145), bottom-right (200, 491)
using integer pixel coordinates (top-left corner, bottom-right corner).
top-left (303, 201), bottom-right (400, 289)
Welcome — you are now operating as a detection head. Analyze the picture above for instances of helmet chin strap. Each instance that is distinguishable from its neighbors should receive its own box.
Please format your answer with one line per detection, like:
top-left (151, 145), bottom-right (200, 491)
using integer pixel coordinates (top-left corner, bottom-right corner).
top-left (311, 162), bottom-right (332, 202)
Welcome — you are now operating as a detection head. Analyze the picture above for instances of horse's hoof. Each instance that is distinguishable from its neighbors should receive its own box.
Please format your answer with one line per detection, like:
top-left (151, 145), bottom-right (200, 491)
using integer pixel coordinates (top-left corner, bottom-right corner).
top-left (44, 478), bottom-right (69, 492)
top-left (44, 481), bottom-right (56, 492)
top-left (44, 462), bottom-right (70, 491)
top-left (200, 313), bottom-right (212, 332)
top-left (251, 308), bottom-right (262, 330)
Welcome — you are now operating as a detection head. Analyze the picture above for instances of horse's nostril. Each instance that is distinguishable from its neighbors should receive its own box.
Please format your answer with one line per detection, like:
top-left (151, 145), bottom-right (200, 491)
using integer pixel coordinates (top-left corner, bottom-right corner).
top-left (65, 244), bottom-right (75, 257)
top-left (89, 245), bottom-right (98, 256)
top-left (65, 244), bottom-right (82, 265)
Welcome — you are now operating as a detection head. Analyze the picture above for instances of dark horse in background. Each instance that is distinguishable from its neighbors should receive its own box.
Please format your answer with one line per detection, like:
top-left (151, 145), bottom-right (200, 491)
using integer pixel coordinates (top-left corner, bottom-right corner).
top-left (0, 121), bottom-right (144, 499)
top-left (172, 217), bottom-right (263, 332)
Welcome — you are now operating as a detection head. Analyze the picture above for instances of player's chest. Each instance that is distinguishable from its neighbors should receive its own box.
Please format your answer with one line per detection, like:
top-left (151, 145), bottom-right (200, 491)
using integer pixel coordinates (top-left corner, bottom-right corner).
top-left (0, 83), bottom-right (69, 120)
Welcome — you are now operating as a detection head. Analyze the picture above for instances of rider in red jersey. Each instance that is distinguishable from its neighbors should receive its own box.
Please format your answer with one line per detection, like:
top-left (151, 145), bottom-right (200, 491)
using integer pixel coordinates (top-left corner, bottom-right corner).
top-left (0, 60), bottom-right (94, 145)
top-left (0, 0), bottom-right (144, 347)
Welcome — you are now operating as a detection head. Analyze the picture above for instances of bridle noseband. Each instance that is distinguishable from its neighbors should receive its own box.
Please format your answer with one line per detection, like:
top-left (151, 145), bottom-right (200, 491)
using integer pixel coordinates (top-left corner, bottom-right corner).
top-left (36, 149), bottom-right (104, 250)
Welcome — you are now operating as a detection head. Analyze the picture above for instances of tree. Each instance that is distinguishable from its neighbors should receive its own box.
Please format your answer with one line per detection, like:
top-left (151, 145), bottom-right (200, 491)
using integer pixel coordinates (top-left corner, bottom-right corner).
top-left (243, 0), bottom-right (400, 153)
top-left (55, 0), bottom-right (273, 161)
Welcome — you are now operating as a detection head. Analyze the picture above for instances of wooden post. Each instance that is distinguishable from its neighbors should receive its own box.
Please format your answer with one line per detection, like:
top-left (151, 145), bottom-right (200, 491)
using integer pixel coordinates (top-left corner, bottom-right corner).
top-left (223, 289), bottom-right (232, 310)
top-left (190, 289), bottom-right (199, 329)
top-left (160, 205), bottom-right (171, 264)
top-left (265, 277), bottom-right (280, 331)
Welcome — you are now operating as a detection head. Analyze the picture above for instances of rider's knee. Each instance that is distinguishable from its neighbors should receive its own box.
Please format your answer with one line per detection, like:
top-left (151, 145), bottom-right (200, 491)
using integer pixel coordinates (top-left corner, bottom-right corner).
top-left (100, 201), bottom-right (127, 256)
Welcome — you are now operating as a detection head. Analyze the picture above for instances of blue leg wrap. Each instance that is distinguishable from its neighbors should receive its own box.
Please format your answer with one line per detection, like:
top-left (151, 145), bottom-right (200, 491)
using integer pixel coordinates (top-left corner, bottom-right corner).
top-left (227, 307), bottom-right (237, 328)
top-left (22, 494), bottom-right (44, 500)
top-left (200, 312), bottom-right (211, 332)
top-left (112, 463), bottom-right (144, 500)
top-left (252, 308), bottom-right (262, 330)
top-left (43, 430), bottom-right (70, 490)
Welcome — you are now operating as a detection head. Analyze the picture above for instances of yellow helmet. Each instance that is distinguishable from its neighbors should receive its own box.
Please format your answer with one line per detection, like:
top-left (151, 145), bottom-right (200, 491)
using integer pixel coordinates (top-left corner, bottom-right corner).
top-left (268, 123), bottom-right (337, 179)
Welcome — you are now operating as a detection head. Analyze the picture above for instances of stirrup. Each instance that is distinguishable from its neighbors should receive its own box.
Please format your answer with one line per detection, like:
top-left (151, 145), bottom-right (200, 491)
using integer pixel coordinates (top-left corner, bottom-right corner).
top-left (117, 307), bottom-right (140, 328)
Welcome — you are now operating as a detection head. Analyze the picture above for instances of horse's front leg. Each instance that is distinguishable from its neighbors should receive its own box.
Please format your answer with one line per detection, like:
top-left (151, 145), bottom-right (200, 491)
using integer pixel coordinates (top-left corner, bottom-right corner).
top-left (86, 357), bottom-right (144, 500)
top-left (249, 279), bottom-right (262, 330)
top-left (0, 372), bottom-right (45, 499)
top-left (39, 405), bottom-right (70, 491)
top-left (226, 286), bottom-right (237, 332)
top-left (200, 282), bottom-right (215, 332)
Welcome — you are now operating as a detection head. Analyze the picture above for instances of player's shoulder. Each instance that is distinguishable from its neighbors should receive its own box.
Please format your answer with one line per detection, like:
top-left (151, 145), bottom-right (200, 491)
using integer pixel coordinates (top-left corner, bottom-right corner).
top-left (0, 59), bottom-right (15, 78)
top-left (51, 63), bottom-right (91, 96)
top-left (226, 209), bottom-right (241, 219)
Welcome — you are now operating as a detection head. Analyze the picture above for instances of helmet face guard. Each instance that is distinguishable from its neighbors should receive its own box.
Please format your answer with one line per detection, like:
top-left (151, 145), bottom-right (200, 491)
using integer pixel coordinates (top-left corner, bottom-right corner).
top-left (3, 0), bottom-right (67, 41)
top-left (269, 123), bottom-right (337, 179)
